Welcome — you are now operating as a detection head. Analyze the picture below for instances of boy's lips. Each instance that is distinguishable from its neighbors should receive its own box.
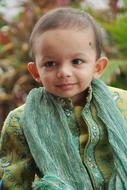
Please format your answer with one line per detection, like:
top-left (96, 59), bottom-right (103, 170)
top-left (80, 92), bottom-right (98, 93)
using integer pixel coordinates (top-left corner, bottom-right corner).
top-left (55, 83), bottom-right (77, 90)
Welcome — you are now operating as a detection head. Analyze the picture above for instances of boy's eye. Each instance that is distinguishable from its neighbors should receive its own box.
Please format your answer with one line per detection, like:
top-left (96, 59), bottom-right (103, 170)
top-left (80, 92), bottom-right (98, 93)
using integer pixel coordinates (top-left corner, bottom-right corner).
top-left (45, 61), bottom-right (56, 68)
top-left (72, 59), bottom-right (83, 65)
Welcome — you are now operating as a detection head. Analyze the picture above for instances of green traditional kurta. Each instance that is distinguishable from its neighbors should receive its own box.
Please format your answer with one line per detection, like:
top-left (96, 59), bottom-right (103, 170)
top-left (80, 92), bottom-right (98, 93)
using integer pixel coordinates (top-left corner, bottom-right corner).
top-left (0, 85), bottom-right (127, 190)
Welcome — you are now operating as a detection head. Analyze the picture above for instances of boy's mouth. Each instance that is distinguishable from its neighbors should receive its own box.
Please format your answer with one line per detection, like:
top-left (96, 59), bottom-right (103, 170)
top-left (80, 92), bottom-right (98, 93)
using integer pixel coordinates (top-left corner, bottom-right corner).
top-left (56, 83), bottom-right (77, 90)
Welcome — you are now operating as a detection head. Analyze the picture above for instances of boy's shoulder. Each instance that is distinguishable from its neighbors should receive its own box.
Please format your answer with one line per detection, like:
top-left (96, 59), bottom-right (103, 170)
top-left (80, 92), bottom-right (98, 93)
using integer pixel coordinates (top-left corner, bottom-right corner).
top-left (9, 104), bottom-right (25, 118)
top-left (4, 86), bottom-right (127, 124)
top-left (3, 104), bottom-right (25, 129)
top-left (108, 86), bottom-right (127, 119)
top-left (1, 105), bottom-right (25, 137)
top-left (108, 86), bottom-right (127, 101)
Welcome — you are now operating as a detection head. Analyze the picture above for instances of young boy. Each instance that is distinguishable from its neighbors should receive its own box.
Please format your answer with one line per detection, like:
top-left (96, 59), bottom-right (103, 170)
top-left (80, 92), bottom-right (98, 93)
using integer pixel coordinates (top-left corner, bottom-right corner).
top-left (0, 7), bottom-right (127, 190)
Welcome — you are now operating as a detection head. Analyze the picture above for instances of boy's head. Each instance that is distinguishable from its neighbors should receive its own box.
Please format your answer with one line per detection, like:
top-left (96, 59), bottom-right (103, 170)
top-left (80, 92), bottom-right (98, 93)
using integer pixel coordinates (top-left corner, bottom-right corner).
top-left (30, 7), bottom-right (102, 59)
top-left (28, 7), bottom-right (108, 104)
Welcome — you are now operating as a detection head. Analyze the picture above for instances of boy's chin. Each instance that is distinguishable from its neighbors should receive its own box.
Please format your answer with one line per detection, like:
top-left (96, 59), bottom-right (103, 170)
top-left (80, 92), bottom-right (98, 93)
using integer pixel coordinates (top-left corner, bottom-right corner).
top-left (47, 91), bottom-right (72, 99)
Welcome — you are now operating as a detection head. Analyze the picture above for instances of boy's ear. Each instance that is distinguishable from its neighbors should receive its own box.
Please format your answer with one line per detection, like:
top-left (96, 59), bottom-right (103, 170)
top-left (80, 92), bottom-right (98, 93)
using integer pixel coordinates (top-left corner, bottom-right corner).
top-left (27, 62), bottom-right (41, 83)
top-left (93, 57), bottom-right (109, 79)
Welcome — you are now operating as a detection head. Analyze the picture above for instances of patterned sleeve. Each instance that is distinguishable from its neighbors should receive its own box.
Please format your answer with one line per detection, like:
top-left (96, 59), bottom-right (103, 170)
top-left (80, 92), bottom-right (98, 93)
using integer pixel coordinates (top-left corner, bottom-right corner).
top-left (0, 106), bottom-right (37, 190)
top-left (110, 87), bottom-right (127, 121)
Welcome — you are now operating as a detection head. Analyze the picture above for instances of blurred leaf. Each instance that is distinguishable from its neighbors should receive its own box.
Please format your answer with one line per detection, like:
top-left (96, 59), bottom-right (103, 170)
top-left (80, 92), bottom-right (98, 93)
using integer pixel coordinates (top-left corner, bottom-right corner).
top-left (102, 15), bottom-right (127, 57)
top-left (101, 59), bottom-right (127, 83)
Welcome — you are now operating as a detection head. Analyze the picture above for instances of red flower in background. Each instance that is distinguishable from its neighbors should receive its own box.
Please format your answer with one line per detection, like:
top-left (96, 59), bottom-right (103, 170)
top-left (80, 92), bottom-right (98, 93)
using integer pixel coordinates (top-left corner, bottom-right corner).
top-left (57, 0), bottom-right (70, 6)
top-left (0, 31), bottom-right (10, 44)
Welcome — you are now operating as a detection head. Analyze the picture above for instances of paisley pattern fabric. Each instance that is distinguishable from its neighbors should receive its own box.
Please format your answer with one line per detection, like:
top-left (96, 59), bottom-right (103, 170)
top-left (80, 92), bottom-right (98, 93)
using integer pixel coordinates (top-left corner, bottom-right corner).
top-left (0, 106), bottom-right (39, 190)
top-left (0, 85), bottom-right (127, 190)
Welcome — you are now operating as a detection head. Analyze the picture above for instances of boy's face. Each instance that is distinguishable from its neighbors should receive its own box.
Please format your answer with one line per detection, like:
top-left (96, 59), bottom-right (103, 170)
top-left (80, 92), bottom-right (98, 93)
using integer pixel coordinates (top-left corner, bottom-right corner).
top-left (29, 28), bottom-right (108, 104)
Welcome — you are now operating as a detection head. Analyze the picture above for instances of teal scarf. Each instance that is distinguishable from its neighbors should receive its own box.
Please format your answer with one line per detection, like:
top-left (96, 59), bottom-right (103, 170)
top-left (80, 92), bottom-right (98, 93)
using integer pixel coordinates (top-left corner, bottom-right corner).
top-left (23, 79), bottom-right (127, 190)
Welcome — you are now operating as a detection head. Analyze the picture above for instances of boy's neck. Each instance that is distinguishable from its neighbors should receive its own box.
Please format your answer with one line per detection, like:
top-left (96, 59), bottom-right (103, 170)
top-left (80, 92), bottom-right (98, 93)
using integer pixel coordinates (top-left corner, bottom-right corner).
top-left (72, 88), bottom-right (90, 107)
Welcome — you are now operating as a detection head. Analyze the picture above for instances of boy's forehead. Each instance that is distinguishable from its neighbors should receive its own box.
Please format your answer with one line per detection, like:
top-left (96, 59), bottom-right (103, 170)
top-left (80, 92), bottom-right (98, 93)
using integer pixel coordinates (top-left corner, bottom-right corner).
top-left (34, 28), bottom-right (97, 61)
top-left (35, 27), bottom-right (96, 48)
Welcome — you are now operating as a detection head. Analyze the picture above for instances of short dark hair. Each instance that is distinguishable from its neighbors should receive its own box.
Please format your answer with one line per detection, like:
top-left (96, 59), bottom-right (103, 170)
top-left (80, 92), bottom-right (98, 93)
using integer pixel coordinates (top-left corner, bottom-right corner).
top-left (30, 7), bottom-right (102, 59)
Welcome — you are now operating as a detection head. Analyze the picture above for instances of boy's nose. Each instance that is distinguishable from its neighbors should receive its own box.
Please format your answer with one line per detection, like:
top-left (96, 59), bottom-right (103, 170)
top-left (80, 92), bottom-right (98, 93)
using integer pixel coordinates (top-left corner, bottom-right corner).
top-left (56, 66), bottom-right (72, 78)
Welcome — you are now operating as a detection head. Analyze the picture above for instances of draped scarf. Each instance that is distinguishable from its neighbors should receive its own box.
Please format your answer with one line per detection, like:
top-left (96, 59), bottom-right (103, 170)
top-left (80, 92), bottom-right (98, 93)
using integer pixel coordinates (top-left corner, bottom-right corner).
top-left (22, 79), bottom-right (127, 190)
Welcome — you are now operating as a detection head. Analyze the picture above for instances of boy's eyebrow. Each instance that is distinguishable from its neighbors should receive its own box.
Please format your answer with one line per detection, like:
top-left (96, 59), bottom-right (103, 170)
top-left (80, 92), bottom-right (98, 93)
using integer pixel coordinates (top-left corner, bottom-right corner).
top-left (39, 51), bottom-right (58, 58)
top-left (72, 52), bottom-right (86, 56)
top-left (72, 52), bottom-right (90, 59)
top-left (40, 55), bottom-right (56, 60)
top-left (37, 52), bottom-right (90, 63)
top-left (37, 56), bottom-right (56, 65)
